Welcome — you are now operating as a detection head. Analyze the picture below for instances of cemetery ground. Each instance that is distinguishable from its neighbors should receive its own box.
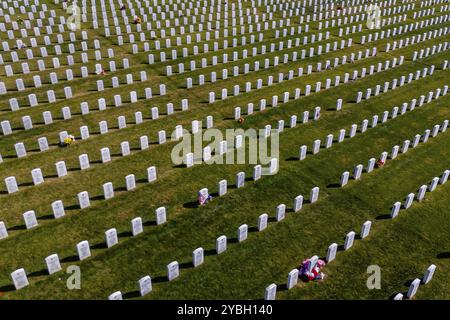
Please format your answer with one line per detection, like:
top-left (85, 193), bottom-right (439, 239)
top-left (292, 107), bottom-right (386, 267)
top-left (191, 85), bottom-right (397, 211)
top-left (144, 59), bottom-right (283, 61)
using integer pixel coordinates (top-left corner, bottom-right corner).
top-left (0, 0), bottom-right (449, 300)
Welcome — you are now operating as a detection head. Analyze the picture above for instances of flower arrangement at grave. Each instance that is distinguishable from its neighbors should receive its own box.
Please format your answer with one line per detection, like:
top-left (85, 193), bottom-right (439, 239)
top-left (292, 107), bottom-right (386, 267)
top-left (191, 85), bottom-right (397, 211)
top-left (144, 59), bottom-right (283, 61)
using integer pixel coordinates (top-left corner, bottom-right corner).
top-left (62, 135), bottom-right (75, 147)
top-left (299, 258), bottom-right (326, 281)
top-left (375, 159), bottom-right (385, 167)
top-left (238, 117), bottom-right (245, 124)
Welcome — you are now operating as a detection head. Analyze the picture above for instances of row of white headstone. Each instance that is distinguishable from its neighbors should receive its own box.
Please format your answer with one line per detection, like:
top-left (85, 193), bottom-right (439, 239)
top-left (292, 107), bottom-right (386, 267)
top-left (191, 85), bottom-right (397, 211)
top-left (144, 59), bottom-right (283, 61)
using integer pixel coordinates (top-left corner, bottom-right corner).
top-left (355, 64), bottom-right (437, 104)
top-left (341, 119), bottom-right (449, 187)
top-left (304, 87), bottom-right (448, 162)
top-left (0, 114), bottom-right (212, 171)
top-left (1, 167), bottom-right (159, 238)
top-left (386, 27), bottom-right (449, 54)
top-left (391, 168), bottom-right (449, 219)
top-left (108, 185), bottom-right (321, 299)
top-left (393, 264), bottom-right (437, 300)
top-left (186, 46), bottom-right (375, 90)
top-left (2, 97), bottom-right (179, 145)
top-left (265, 219), bottom-right (373, 299)
top-left (5, 81), bottom-right (166, 112)
top-left (8, 206), bottom-right (167, 291)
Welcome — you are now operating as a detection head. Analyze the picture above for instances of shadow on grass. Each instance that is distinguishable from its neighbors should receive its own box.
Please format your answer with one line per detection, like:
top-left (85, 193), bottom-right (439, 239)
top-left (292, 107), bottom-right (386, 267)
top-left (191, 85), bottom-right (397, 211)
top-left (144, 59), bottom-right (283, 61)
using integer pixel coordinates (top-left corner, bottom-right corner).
top-left (38, 214), bottom-right (55, 220)
top-left (327, 183), bottom-right (341, 188)
top-left (179, 262), bottom-right (194, 269)
top-left (91, 242), bottom-right (107, 250)
top-left (8, 224), bottom-right (26, 231)
top-left (183, 201), bottom-right (199, 209)
top-left (286, 156), bottom-right (299, 161)
top-left (0, 284), bottom-right (16, 292)
top-left (118, 231), bottom-right (133, 238)
top-left (375, 214), bottom-right (391, 220)
top-left (123, 291), bottom-right (141, 299)
top-left (61, 255), bottom-right (79, 263)
top-left (28, 269), bottom-right (48, 277)
top-left (437, 252), bottom-right (450, 259)
top-left (143, 220), bottom-right (157, 227)
top-left (204, 249), bottom-right (217, 256)
top-left (152, 276), bottom-right (168, 284)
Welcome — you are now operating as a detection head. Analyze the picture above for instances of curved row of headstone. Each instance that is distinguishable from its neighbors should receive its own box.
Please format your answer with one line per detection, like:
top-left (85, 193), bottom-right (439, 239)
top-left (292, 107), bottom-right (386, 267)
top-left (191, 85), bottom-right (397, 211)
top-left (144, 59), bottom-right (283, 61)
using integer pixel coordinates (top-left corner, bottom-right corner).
top-left (354, 64), bottom-right (438, 104)
top-left (263, 164), bottom-right (449, 300)
top-left (107, 184), bottom-right (321, 299)
top-left (264, 218), bottom-right (373, 299)
top-left (139, 1), bottom-right (438, 65)
top-left (182, 42), bottom-right (372, 89)
top-left (0, 97), bottom-right (189, 166)
top-left (210, 54), bottom-right (403, 105)
top-left (167, 30), bottom-right (336, 75)
top-left (385, 26), bottom-right (449, 54)
top-left (0, 38), bottom-right (111, 67)
top-left (340, 121), bottom-right (449, 188)
top-left (0, 165), bottom-right (158, 240)
top-left (0, 58), bottom-right (135, 98)
top-left (390, 166), bottom-right (449, 219)
top-left (360, 12), bottom-right (450, 47)
top-left (300, 85), bottom-right (448, 160)
top-left (8, 205), bottom-right (168, 291)
top-left (393, 264), bottom-right (437, 300)
top-left (0, 83), bottom-right (170, 136)
top-left (2, 60), bottom-right (156, 111)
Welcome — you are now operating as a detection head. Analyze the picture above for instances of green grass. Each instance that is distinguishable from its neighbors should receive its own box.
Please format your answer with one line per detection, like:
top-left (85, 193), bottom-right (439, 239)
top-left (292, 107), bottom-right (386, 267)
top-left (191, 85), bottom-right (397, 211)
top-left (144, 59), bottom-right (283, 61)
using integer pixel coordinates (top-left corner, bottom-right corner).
top-left (0, 0), bottom-right (449, 300)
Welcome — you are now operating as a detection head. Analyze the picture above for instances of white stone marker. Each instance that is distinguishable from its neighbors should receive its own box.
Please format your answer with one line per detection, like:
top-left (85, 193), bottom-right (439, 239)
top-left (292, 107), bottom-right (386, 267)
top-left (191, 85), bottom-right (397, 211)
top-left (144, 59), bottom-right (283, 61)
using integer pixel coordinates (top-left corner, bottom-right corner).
top-left (147, 166), bottom-right (157, 182)
top-left (326, 243), bottom-right (338, 262)
top-left (310, 187), bottom-right (319, 203)
top-left (155, 207), bottom-right (167, 225)
top-left (105, 228), bottom-right (118, 248)
top-left (131, 217), bottom-right (143, 236)
top-left (167, 261), bottom-right (179, 281)
top-left (108, 291), bottom-right (123, 300)
top-left (312, 139), bottom-right (321, 154)
top-left (77, 240), bottom-right (91, 260)
top-left (216, 235), bottom-right (227, 254)
top-left (11, 268), bottom-right (29, 290)
top-left (344, 231), bottom-right (356, 250)
top-left (78, 191), bottom-right (90, 209)
top-left (139, 276), bottom-right (152, 296)
top-left (193, 247), bottom-right (204, 267)
top-left (286, 269), bottom-right (299, 290)
top-left (353, 165), bottom-right (363, 180)
top-left (45, 254), bottom-right (62, 275)
top-left (276, 204), bottom-right (286, 221)
top-left (56, 161), bottom-right (67, 177)
top-left (391, 202), bottom-right (401, 218)
top-left (406, 278), bottom-right (421, 299)
top-left (361, 221), bottom-right (372, 239)
top-left (429, 177), bottom-right (439, 192)
top-left (404, 193), bottom-right (415, 209)
top-left (0, 221), bottom-right (9, 240)
top-left (5, 176), bottom-right (19, 194)
top-left (341, 171), bottom-right (350, 187)
top-left (265, 283), bottom-right (277, 300)
top-left (237, 224), bottom-right (248, 242)
top-left (293, 195), bottom-right (303, 212)
top-left (52, 200), bottom-right (65, 219)
top-left (258, 213), bottom-right (269, 231)
top-left (422, 264), bottom-right (436, 284)
top-left (23, 210), bottom-right (38, 229)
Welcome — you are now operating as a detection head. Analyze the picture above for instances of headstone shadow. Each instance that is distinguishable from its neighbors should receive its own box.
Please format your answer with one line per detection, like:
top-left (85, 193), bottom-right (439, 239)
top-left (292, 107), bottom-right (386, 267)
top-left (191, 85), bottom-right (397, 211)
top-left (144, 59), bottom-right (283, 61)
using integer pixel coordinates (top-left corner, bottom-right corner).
top-left (183, 201), bottom-right (199, 209)
top-left (123, 290), bottom-right (141, 299)
top-left (437, 252), bottom-right (450, 259)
